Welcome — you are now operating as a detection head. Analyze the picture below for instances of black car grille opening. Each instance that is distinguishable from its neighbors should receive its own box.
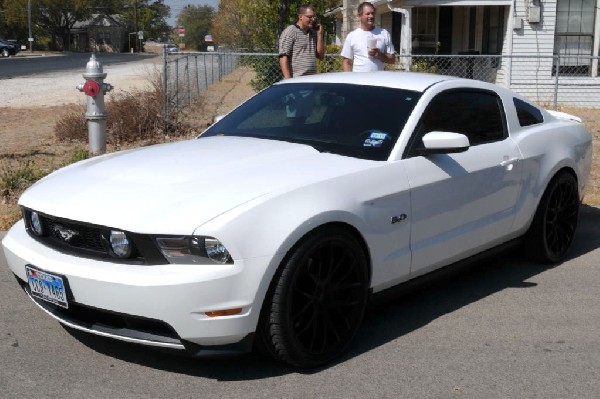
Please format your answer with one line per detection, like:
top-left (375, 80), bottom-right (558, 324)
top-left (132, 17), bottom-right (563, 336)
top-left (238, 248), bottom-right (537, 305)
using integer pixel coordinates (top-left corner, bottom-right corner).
top-left (22, 208), bottom-right (168, 265)
top-left (17, 277), bottom-right (182, 346)
top-left (45, 217), bottom-right (105, 252)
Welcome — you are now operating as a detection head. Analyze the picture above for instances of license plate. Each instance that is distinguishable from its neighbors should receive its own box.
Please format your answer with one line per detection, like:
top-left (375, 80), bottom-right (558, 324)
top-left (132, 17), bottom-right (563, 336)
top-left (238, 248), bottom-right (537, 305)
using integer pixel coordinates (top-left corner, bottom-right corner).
top-left (25, 266), bottom-right (69, 309)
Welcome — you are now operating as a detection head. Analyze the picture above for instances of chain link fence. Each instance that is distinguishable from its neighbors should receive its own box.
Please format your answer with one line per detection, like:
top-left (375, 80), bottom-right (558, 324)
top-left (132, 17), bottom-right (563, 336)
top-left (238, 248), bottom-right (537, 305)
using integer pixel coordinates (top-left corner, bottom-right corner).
top-left (162, 50), bottom-right (600, 118)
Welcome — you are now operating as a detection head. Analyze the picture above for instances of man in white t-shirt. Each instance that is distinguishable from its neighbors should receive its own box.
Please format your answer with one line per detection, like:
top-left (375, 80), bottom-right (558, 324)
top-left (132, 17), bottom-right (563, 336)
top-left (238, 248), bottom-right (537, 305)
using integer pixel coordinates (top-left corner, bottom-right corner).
top-left (341, 2), bottom-right (395, 72)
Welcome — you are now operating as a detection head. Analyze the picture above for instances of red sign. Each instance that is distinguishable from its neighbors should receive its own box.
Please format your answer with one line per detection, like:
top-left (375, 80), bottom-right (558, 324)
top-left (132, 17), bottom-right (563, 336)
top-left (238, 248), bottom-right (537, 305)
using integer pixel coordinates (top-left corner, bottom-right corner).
top-left (178, 26), bottom-right (185, 37)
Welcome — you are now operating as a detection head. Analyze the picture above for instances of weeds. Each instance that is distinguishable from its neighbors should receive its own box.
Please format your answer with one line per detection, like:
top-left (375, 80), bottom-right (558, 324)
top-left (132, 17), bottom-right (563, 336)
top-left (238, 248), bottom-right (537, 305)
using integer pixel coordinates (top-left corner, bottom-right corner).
top-left (1, 159), bottom-right (47, 193)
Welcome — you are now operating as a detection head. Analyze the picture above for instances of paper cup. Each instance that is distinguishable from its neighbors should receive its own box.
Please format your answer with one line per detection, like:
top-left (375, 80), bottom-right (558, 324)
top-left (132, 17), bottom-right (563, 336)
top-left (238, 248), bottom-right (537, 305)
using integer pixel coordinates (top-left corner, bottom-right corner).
top-left (368, 38), bottom-right (377, 50)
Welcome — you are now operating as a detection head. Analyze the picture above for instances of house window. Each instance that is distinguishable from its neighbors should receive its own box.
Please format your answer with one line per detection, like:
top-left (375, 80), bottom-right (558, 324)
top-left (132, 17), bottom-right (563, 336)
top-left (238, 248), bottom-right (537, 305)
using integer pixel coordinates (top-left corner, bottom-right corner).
top-left (554, 0), bottom-right (595, 75)
top-left (412, 7), bottom-right (438, 54)
top-left (482, 6), bottom-right (505, 55)
top-left (97, 32), bottom-right (112, 45)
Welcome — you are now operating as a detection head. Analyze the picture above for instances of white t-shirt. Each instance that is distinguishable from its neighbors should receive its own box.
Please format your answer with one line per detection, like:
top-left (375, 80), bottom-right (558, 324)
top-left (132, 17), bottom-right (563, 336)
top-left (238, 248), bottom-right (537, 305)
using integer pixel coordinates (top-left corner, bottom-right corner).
top-left (341, 27), bottom-right (395, 72)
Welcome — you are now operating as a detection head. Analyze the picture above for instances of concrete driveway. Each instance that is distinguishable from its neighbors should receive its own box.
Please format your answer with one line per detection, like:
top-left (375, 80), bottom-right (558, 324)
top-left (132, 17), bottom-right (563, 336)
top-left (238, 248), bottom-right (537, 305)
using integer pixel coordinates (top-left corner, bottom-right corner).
top-left (1, 205), bottom-right (599, 398)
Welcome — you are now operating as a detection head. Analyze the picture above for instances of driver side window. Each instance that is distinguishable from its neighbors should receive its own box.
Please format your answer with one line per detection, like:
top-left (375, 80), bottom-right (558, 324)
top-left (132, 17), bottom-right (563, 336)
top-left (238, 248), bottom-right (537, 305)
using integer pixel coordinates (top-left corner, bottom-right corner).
top-left (405, 89), bottom-right (507, 157)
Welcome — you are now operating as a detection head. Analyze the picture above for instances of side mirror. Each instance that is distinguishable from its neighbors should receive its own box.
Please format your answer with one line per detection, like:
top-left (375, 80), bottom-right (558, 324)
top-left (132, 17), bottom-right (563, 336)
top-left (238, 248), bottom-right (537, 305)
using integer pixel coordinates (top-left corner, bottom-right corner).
top-left (420, 131), bottom-right (470, 154)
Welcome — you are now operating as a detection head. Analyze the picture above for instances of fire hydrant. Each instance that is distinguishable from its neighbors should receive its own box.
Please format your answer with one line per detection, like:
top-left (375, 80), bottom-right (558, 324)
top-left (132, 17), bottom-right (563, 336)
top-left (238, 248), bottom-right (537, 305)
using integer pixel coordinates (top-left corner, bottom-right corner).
top-left (76, 54), bottom-right (113, 155)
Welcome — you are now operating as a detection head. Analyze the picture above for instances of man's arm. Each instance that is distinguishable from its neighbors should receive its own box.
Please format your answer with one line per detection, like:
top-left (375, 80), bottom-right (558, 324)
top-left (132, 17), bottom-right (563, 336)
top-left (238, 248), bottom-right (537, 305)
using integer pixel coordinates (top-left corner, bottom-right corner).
top-left (342, 58), bottom-right (353, 72)
top-left (315, 25), bottom-right (325, 60)
top-left (279, 55), bottom-right (292, 79)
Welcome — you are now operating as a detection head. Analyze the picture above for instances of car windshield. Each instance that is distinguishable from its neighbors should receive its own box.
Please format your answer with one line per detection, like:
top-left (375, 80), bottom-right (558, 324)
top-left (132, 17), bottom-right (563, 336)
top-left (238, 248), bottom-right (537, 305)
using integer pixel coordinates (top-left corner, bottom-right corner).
top-left (200, 82), bottom-right (421, 161)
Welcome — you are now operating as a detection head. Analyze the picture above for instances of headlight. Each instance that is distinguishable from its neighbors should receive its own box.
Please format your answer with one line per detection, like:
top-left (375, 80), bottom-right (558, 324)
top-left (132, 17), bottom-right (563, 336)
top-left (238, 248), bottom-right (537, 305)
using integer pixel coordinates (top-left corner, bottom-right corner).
top-left (204, 238), bottom-right (231, 264)
top-left (29, 211), bottom-right (44, 236)
top-left (156, 236), bottom-right (232, 265)
top-left (109, 230), bottom-right (132, 258)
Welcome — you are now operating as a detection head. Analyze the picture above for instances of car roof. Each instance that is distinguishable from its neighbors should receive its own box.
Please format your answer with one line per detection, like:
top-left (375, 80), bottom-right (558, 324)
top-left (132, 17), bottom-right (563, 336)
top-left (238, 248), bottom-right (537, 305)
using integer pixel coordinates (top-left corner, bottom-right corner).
top-left (274, 71), bottom-right (461, 93)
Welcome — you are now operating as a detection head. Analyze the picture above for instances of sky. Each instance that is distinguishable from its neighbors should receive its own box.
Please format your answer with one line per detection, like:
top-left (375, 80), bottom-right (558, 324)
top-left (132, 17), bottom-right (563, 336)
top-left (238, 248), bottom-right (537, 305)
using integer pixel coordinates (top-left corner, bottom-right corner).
top-left (163, 0), bottom-right (219, 27)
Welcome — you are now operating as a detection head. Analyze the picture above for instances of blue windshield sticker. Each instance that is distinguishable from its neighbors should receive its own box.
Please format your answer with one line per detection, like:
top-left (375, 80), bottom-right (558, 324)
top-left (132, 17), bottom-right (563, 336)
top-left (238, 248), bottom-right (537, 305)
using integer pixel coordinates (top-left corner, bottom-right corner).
top-left (369, 132), bottom-right (388, 140)
top-left (363, 131), bottom-right (389, 147)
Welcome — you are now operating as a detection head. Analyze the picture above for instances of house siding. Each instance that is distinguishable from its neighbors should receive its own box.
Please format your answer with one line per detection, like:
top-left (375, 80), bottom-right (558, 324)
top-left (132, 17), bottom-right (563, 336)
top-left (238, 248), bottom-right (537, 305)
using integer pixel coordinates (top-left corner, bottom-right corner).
top-left (332, 0), bottom-right (600, 106)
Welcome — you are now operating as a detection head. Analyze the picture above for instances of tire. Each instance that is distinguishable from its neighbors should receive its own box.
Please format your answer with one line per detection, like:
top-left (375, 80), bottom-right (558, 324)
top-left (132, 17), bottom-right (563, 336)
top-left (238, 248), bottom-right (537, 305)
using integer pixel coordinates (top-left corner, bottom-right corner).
top-left (525, 172), bottom-right (579, 263)
top-left (1, 49), bottom-right (9, 57)
top-left (256, 226), bottom-right (369, 367)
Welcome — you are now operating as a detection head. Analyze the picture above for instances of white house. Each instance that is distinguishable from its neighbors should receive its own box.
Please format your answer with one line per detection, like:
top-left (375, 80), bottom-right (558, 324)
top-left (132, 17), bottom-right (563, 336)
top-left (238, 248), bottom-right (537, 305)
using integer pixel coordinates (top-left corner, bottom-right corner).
top-left (328, 0), bottom-right (600, 106)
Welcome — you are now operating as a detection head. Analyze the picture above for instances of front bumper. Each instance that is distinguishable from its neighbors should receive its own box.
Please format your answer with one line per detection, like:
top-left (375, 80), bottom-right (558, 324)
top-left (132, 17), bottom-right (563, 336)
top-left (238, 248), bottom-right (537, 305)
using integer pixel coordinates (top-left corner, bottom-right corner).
top-left (2, 220), bottom-right (271, 355)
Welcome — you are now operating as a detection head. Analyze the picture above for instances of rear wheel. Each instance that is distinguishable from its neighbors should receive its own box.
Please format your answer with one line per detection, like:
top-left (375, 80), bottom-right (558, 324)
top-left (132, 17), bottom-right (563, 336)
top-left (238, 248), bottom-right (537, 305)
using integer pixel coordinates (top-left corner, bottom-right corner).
top-left (525, 172), bottom-right (579, 263)
top-left (257, 227), bottom-right (369, 367)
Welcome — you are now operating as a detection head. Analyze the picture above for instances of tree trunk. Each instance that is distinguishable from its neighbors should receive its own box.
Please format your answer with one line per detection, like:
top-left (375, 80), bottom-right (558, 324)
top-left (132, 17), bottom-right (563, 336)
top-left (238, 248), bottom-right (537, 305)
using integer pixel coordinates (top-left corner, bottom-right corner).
top-left (276, 0), bottom-right (290, 51)
top-left (62, 27), bottom-right (71, 51)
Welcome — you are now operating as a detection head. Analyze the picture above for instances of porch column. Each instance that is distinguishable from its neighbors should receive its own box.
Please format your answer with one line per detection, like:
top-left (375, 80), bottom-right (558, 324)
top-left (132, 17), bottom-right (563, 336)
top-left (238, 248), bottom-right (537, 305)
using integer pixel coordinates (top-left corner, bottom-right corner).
top-left (387, 2), bottom-right (412, 70)
top-left (592, 0), bottom-right (600, 77)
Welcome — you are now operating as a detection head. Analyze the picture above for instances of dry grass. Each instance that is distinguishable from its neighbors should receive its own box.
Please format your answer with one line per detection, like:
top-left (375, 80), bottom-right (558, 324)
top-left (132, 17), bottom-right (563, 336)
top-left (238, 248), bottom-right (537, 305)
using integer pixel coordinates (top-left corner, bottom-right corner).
top-left (561, 107), bottom-right (600, 205)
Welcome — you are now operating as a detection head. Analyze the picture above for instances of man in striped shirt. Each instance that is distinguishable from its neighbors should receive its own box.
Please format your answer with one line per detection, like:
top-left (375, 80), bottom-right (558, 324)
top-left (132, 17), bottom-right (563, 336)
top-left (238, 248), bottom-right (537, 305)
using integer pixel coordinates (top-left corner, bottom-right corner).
top-left (278, 4), bottom-right (325, 79)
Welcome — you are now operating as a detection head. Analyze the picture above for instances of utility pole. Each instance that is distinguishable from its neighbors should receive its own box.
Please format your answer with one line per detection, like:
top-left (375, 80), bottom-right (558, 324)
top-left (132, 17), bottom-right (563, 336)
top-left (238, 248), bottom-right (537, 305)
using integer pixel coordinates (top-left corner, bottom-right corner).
top-left (134, 1), bottom-right (139, 52)
top-left (28, 0), bottom-right (33, 52)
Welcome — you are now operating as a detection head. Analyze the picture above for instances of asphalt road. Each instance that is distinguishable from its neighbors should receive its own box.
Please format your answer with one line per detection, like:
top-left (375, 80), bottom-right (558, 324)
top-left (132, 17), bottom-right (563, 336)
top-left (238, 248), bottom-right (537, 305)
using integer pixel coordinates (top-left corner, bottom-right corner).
top-left (0, 52), bottom-right (158, 78)
top-left (1, 205), bottom-right (600, 398)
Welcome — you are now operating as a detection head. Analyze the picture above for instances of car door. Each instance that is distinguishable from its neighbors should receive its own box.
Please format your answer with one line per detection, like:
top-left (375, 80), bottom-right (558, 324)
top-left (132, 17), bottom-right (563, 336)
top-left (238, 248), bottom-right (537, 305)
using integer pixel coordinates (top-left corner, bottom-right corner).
top-left (403, 89), bottom-right (523, 276)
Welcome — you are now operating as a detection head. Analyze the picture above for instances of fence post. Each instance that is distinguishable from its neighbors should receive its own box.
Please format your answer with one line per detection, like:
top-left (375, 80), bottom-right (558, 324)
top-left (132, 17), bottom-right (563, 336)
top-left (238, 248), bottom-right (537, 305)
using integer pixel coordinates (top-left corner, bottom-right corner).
top-left (195, 55), bottom-right (200, 98)
top-left (204, 54), bottom-right (208, 90)
top-left (185, 56), bottom-right (191, 107)
top-left (218, 53), bottom-right (223, 82)
top-left (175, 57), bottom-right (180, 110)
top-left (163, 46), bottom-right (168, 123)
top-left (553, 53), bottom-right (559, 110)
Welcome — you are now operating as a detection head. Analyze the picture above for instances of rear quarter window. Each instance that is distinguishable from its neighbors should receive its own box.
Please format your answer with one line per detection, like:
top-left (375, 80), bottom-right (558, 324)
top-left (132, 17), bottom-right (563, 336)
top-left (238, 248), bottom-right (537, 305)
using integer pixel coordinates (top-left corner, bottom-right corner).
top-left (514, 98), bottom-right (544, 127)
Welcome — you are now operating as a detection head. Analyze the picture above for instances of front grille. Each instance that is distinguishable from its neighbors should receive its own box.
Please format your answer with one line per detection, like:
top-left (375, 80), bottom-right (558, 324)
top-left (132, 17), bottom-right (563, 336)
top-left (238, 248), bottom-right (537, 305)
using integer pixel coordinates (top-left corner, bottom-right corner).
top-left (44, 217), bottom-right (106, 252)
top-left (22, 208), bottom-right (168, 265)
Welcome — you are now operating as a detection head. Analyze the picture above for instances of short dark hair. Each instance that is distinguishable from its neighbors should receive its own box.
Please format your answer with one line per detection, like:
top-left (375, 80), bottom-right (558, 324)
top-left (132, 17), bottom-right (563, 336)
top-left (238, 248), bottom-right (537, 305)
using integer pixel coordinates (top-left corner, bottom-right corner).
top-left (358, 2), bottom-right (375, 15)
top-left (297, 4), bottom-right (315, 15)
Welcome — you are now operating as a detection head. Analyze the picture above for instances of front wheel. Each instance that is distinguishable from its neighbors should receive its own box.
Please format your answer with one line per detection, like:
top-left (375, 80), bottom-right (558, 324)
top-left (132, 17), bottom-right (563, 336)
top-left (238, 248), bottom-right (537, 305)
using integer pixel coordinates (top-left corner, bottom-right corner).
top-left (257, 227), bottom-right (369, 367)
top-left (1, 49), bottom-right (9, 57)
top-left (525, 172), bottom-right (579, 263)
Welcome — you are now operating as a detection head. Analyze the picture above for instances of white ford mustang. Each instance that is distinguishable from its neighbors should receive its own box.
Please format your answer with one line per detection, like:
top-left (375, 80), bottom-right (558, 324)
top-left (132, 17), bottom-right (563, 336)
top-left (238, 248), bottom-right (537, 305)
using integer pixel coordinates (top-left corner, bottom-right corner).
top-left (2, 72), bottom-right (593, 367)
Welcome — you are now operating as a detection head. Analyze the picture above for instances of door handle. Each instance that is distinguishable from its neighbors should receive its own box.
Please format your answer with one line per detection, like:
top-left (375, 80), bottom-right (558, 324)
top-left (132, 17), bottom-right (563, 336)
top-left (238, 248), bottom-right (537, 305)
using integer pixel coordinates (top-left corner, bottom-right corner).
top-left (500, 157), bottom-right (519, 167)
top-left (500, 157), bottom-right (519, 170)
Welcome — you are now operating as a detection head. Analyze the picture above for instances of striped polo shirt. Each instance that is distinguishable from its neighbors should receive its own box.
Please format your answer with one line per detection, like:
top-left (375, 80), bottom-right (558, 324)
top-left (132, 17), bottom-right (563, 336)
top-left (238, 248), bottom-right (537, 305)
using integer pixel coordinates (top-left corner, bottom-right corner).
top-left (278, 24), bottom-right (318, 77)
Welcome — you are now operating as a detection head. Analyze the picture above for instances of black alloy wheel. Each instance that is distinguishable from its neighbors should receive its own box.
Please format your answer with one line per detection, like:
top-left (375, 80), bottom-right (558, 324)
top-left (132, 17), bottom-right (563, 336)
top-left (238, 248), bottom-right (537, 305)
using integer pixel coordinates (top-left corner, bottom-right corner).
top-left (257, 226), bottom-right (369, 367)
top-left (526, 172), bottom-right (579, 263)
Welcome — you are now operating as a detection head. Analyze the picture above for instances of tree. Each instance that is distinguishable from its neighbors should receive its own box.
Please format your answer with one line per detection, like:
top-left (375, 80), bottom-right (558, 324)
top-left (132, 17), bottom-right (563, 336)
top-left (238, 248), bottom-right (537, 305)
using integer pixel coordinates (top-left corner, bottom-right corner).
top-left (2, 0), bottom-right (94, 50)
top-left (175, 4), bottom-right (214, 51)
top-left (1, 0), bottom-right (170, 51)
top-left (119, 1), bottom-right (171, 43)
top-left (211, 0), bottom-right (338, 51)
top-left (211, 0), bottom-right (278, 50)
top-left (0, 0), bottom-right (29, 40)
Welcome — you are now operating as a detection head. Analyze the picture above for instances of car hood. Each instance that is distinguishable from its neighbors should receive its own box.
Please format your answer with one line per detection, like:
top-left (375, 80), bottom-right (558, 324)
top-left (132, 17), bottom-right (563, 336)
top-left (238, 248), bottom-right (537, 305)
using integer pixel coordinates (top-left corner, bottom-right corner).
top-left (20, 137), bottom-right (375, 233)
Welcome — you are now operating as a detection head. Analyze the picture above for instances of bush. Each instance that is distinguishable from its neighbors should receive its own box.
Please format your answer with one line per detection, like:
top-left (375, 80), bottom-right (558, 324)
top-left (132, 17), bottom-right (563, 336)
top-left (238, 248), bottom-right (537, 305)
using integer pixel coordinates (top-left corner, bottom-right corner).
top-left (411, 58), bottom-right (439, 73)
top-left (318, 45), bottom-right (343, 73)
top-left (245, 54), bottom-right (282, 92)
top-left (55, 71), bottom-right (187, 145)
